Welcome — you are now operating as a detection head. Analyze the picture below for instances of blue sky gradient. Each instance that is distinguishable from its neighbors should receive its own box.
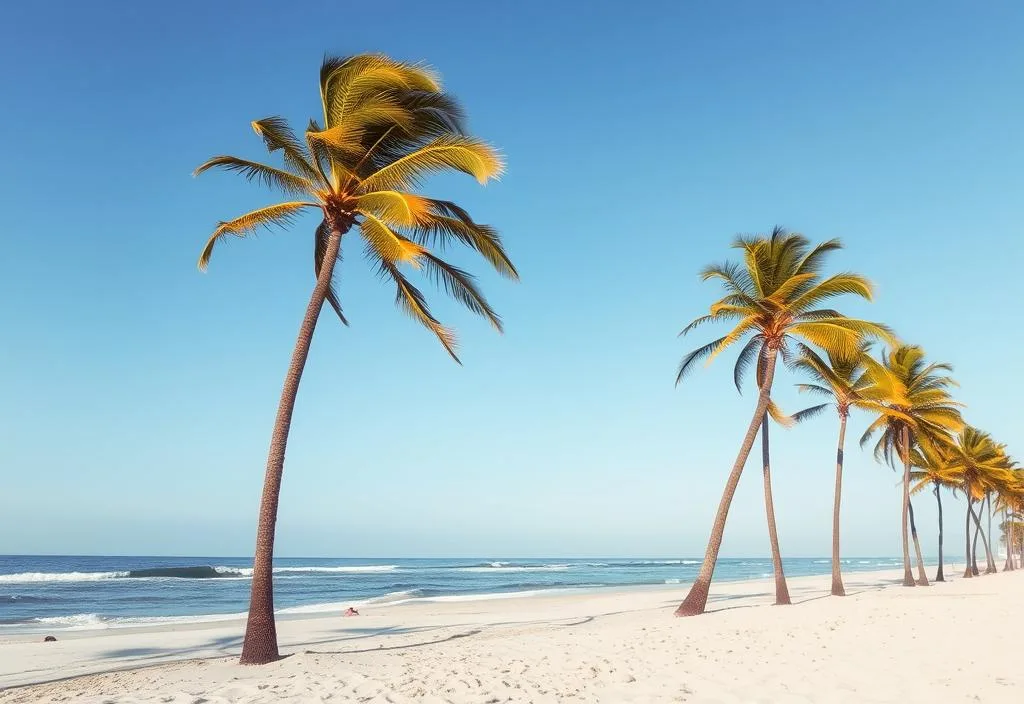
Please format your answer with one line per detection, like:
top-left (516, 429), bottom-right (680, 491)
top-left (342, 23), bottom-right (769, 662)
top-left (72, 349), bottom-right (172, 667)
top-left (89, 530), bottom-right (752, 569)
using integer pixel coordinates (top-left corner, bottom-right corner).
top-left (1, 1), bottom-right (1021, 557)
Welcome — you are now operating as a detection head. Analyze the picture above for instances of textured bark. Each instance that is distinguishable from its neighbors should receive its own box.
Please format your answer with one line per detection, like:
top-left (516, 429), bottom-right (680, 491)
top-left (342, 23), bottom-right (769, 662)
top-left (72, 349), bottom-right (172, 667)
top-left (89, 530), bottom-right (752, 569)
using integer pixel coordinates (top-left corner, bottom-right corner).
top-left (934, 481), bottom-right (945, 582)
top-left (963, 495), bottom-right (974, 579)
top-left (761, 417), bottom-right (791, 605)
top-left (899, 426), bottom-right (915, 587)
top-left (675, 348), bottom-right (779, 617)
top-left (238, 221), bottom-right (344, 665)
top-left (830, 413), bottom-right (848, 596)
top-left (908, 499), bottom-right (929, 586)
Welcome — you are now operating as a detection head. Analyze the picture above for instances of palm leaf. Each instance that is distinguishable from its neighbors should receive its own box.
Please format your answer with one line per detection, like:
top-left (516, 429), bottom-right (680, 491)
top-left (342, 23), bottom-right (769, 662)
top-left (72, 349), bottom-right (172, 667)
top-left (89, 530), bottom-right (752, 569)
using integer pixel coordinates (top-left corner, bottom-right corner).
top-left (193, 156), bottom-right (313, 197)
top-left (360, 136), bottom-right (503, 191)
top-left (198, 201), bottom-right (318, 271)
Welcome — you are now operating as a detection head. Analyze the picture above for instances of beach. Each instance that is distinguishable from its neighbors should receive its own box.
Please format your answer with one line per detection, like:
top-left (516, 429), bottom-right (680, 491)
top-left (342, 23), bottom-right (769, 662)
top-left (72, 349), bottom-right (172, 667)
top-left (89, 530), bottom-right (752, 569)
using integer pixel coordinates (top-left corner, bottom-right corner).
top-left (2, 566), bottom-right (1021, 703)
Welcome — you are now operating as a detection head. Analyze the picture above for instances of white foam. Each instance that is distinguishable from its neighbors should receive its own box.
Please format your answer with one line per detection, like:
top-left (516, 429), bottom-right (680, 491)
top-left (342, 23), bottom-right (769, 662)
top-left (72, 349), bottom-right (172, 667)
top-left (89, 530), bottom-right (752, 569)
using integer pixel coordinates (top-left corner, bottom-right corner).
top-left (457, 565), bottom-right (570, 573)
top-left (278, 590), bottom-right (422, 614)
top-left (0, 571), bottom-right (128, 584)
top-left (664, 578), bottom-right (682, 584)
top-left (214, 565), bottom-right (398, 577)
top-left (422, 588), bottom-right (581, 602)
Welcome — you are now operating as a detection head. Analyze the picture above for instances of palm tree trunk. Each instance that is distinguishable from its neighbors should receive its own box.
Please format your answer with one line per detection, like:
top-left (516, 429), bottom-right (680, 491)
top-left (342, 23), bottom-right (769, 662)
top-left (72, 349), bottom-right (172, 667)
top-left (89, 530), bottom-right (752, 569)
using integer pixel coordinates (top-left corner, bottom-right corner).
top-left (675, 347), bottom-right (779, 617)
top-left (933, 481), bottom-right (944, 582)
top-left (238, 220), bottom-right (344, 665)
top-left (1004, 508), bottom-right (1013, 571)
top-left (985, 494), bottom-right (996, 573)
top-left (899, 426), bottom-right (915, 587)
top-left (963, 495), bottom-right (974, 579)
top-left (831, 413), bottom-right (848, 596)
top-left (908, 499), bottom-right (929, 585)
top-left (969, 500), bottom-right (996, 575)
top-left (761, 416), bottom-right (791, 605)
top-left (971, 504), bottom-right (981, 576)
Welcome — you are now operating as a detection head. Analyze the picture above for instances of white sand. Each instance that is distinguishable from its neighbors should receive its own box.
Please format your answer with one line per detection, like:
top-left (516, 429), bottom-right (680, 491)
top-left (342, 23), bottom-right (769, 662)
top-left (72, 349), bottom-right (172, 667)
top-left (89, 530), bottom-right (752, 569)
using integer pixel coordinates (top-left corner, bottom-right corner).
top-left (2, 567), bottom-right (1021, 703)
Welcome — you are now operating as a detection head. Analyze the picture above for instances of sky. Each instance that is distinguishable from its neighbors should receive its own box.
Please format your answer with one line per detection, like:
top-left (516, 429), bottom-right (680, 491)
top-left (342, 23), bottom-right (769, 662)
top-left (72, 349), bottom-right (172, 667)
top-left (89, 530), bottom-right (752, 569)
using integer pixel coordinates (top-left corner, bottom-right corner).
top-left (0, 0), bottom-right (1021, 559)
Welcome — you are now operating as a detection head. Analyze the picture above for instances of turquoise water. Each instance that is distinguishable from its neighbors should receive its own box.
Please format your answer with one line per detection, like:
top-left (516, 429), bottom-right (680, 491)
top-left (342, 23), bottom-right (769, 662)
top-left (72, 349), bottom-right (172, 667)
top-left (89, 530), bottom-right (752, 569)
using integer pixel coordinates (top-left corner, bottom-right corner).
top-left (0, 555), bottom-right (904, 631)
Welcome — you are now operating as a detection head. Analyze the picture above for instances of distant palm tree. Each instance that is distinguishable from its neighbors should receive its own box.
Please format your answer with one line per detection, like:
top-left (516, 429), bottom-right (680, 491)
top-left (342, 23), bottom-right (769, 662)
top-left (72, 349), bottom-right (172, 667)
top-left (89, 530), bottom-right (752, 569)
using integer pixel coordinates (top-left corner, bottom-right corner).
top-left (674, 228), bottom-right (892, 616)
top-left (859, 346), bottom-right (963, 587)
top-left (195, 54), bottom-right (517, 664)
top-left (792, 341), bottom-right (872, 596)
top-left (909, 443), bottom-right (958, 582)
top-left (932, 428), bottom-right (1014, 577)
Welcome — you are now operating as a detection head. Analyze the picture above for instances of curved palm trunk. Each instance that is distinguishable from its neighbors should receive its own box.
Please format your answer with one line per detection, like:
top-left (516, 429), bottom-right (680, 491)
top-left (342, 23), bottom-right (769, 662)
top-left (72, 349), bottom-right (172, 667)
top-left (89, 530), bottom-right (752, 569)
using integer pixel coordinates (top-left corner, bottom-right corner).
top-left (675, 348), bottom-right (779, 616)
top-left (971, 505), bottom-right (981, 576)
top-left (963, 495), bottom-right (974, 578)
top-left (899, 427), bottom-right (915, 587)
top-left (933, 481), bottom-right (944, 582)
top-left (969, 500), bottom-right (996, 575)
top-left (907, 499), bottom-right (929, 585)
top-left (761, 417), bottom-right (791, 605)
top-left (830, 413), bottom-right (848, 596)
top-left (239, 221), bottom-right (344, 665)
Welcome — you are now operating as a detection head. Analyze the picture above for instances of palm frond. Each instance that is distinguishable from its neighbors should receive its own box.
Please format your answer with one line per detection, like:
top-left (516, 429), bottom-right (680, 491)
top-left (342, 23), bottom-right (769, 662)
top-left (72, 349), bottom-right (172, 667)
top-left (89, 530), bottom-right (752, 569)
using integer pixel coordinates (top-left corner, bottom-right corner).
top-left (372, 254), bottom-right (459, 362)
top-left (198, 201), bottom-right (318, 271)
top-left (314, 219), bottom-right (348, 326)
top-left (194, 156), bottom-right (314, 197)
top-left (360, 136), bottom-right (503, 191)
top-left (421, 252), bottom-right (502, 332)
top-left (359, 212), bottom-right (427, 265)
top-left (250, 117), bottom-right (324, 183)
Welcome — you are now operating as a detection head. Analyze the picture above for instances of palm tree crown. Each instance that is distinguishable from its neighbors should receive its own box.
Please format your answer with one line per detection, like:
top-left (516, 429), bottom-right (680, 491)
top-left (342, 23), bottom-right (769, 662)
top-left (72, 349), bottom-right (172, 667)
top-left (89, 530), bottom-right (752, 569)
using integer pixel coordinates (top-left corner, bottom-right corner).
top-left (195, 54), bottom-right (518, 360)
top-left (859, 345), bottom-right (964, 465)
top-left (676, 227), bottom-right (892, 387)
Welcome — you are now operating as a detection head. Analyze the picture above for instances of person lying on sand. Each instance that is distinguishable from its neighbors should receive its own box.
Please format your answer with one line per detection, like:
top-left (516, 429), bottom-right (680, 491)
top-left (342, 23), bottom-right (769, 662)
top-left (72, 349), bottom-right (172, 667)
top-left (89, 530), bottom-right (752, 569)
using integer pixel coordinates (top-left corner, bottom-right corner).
top-left (343, 607), bottom-right (359, 617)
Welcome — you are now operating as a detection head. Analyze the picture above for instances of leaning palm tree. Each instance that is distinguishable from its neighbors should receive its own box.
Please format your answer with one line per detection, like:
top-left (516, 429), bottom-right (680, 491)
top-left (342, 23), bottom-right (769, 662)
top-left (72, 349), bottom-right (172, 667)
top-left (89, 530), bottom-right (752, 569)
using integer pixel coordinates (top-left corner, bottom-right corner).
top-left (859, 346), bottom-right (963, 587)
top-left (792, 341), bottom-right (871, 596)
top-left (195, 54), bottom-right (517, 664)
top-left (674, 228), bottom-right (892, 616)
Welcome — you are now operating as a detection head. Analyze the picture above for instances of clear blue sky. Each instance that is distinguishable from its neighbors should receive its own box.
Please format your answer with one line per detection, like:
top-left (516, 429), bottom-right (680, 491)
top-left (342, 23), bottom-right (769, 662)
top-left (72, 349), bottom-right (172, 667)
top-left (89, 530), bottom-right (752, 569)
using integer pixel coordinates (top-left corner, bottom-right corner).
top-left (1, 0), bottom-right (1021, 558)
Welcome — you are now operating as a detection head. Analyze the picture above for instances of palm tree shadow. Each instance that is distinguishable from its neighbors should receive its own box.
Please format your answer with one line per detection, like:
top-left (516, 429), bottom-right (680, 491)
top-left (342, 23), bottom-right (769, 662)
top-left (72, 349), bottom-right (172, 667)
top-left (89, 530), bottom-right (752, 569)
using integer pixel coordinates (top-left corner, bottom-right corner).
top-left (305, 628), bottom-right (483, 655)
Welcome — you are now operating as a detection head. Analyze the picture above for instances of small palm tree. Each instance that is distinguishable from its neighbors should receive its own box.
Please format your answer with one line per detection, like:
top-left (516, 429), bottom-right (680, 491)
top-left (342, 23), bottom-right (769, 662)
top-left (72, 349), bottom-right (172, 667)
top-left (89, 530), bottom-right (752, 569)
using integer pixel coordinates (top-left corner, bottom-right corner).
top-left (674, 227), bottom-right (892, 616)
top-left (931, 428), bottom-right (1015, 577)
top-left (792, 341), bottom-right (872, 596)
top-left (859, 345), bottom-right (963, 587)
top-left (195, 54), bottom-right (517, 664)
top-left (909, 442), bottom-right (958, 582)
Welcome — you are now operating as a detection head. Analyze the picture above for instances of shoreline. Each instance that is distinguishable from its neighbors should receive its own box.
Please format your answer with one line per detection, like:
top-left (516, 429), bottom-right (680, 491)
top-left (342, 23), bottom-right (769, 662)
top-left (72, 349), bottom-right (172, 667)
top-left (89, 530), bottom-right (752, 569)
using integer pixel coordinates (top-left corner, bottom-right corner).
top-left (3, 564), bottom-right (1012, 699)
top-left (0, 556), bottom-right (927, 635)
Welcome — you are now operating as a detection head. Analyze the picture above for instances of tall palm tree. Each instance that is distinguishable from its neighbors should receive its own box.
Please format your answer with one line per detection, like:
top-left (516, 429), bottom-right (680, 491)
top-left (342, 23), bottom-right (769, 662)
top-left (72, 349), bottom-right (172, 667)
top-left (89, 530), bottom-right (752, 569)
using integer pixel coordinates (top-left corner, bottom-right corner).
top-left (996, 473), bottom-right (1024, 570)
top-left (195, 54), bottom-right (517, 664)
top-left (674, 228), bottom-right (891, 616)
top-left (859, 346), bottom-right (963, 587)
top-left (792, 341), bottom-right (871, 596)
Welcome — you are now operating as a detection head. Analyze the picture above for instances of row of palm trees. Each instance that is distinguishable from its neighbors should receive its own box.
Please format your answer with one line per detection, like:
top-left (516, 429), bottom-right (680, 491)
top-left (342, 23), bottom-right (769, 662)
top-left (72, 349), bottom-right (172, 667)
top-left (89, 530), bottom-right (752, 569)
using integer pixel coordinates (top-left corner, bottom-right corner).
top-left (196, 53), bottom-right (1018, 664)
top-left (673, 229), bottom-right (1022, 616)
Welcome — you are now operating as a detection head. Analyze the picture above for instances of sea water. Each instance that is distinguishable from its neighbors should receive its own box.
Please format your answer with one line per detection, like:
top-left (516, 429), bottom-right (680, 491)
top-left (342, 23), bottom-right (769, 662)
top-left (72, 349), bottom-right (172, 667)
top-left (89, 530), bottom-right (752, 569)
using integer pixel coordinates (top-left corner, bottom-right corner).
top-left (0, 555), bottom-right (904, 632)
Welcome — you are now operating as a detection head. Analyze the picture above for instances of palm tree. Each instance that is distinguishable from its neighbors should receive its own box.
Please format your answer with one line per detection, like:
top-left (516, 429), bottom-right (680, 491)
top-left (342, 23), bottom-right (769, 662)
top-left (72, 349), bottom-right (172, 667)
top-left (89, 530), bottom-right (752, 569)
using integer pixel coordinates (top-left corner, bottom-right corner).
top-left (674, 228), bottom-right (892, 616)
top-left (909, 443), bottom-right (958, 582)
top-left (195, 54), bottom-right (517, 664)
top-left (996, 474), bottom-right (1024, 570)
top-left (859, 346), bottom-right (963, 587)
top-left (927, 428), bottom-right (1010, 579)
top-left (792, 341), bottom-right (871, 596)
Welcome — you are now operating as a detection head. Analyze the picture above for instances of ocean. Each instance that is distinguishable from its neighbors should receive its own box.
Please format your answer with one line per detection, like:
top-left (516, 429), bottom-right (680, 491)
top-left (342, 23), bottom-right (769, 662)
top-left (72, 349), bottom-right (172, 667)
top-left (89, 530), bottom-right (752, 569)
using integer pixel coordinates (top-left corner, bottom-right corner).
top-left (0, 555), bottom-right (905, 632)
